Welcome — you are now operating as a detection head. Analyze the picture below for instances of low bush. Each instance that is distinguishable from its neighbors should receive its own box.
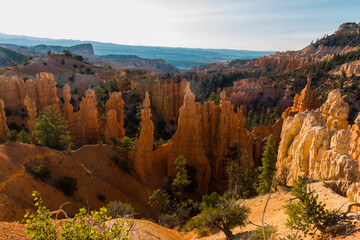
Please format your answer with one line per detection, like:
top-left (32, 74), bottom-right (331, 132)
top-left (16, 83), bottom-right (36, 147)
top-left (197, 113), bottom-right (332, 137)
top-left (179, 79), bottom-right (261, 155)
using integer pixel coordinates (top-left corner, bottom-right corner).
top-left (54, 176), bottom-right (77, 197)
top-left (31, 164), bottom-right (51, 181)
top-left (97, 194), bottom-right (106, 202)
top-left (250, 225), bottom-right (277, 240)
top-left (24, 191), bottom-right (132, 240)
top-left (107, 201), bottom-right (135, 218)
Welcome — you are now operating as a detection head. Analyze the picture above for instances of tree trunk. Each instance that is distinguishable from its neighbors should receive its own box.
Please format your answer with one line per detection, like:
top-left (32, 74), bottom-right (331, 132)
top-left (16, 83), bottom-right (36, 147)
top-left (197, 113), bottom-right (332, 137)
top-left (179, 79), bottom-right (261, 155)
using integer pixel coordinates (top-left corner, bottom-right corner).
top-left (223, 228), bottom-right (234, 239)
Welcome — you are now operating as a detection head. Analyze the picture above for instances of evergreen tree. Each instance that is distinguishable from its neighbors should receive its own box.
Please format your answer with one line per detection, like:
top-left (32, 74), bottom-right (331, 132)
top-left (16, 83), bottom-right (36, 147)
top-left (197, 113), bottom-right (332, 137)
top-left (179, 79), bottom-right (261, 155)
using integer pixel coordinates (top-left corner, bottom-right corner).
top-left (257, 134), bottom-right (277, 195)
top-left (32, 105), bottom-right (72, 151)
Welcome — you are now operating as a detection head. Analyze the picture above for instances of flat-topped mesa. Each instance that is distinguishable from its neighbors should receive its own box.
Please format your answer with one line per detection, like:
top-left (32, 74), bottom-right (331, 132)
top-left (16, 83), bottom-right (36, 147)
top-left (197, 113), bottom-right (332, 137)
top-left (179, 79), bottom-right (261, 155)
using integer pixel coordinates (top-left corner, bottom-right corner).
top-left (168, 83), bottom-right (211, 195)
top-left (134, 92), bottom-right (155, 178)
top-left (74, 89), bottom-right (99, 146)
top-left (276, 89), bottom-right (358, 186)
top-left (24, 95), bottom-right (37, 133)
top-left (0, 99), bottom-right (9, 139)
top-left (282, 76), bottom-right (321, 118)
top-left (105, 92), bottom-right (125, 140)
top-left (62, 84), bottom-right (75, 139)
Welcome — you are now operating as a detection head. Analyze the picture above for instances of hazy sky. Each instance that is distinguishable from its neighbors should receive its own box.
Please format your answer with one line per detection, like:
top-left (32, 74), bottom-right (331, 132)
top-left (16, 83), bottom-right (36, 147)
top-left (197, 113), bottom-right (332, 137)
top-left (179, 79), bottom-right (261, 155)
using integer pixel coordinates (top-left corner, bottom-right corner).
top-left (1, 0), bottom-right (359, 51)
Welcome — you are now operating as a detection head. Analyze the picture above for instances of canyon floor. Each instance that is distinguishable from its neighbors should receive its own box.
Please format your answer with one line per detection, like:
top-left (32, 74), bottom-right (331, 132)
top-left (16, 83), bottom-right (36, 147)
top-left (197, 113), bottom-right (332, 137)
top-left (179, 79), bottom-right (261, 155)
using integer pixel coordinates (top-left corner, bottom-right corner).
top-left (1, 182), bottom-right (359, 240)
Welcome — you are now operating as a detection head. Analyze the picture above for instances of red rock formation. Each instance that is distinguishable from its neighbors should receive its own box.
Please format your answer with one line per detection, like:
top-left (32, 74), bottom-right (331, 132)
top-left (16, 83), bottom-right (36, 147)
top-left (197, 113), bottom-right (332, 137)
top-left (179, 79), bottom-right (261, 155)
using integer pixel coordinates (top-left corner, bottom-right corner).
top-left (255, 45), bottom-right (359, 73)
top-left (105, 92), bottom-right (125, 140)
top-left (277, 90), bottom-right (358, 186)
top-left (0, 73), bottom-right (59, 112)
top-left (23, 95), bottom-right (37, 133)
top-left (74, 89), bottom-right (99, 146)
top-left (104, 110), bottom-right (122, 144)
top-left (0, 99), bottom-right (9, 138)
top-left (200, 91), bottom-right (245, 184)
top-left (134, 92), bottom-right (155, 178)
top-left (0, 75), bottom-right (26, 111)
top-left (136, 78), bottom-right (187, 121)
top-left (282, 76), bottom-right (321, 118)
top-left (168, 83), bottom-right (211, 195)
top-left (61, 84), bottom-right (75, 139)
top-left (33, 73), bottom-right (59, 110)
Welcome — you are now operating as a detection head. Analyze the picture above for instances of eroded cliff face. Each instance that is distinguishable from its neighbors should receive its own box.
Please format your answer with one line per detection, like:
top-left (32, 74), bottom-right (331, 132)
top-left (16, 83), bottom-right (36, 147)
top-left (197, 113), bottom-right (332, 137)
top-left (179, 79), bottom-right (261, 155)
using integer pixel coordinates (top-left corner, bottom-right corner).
top-left (105, 92), bottom-right (125, 141)
top-left (74, 89), bottom-right (99, 146)
top-left (350, 114), bottom-right (360, 163)
top-left (0, 73), bottom-right (59, 112)
top-left (23, 95), bottom-right (37, 133)
top-left (0, 99), bottom-right (9, 138)
top-left (61, 84), bottom-right (75, 139)
top-left (167, 86), bottom-right (255, 193)
top-left (135, 78), bottom-right (187, 122)
top-left (0, 75), bottom-right (26, 111)
top-left (276, 89), bottom-right (358, 185)
top-left (200, 91), bottom-right (254, 186)
top-left (255, 45), bottom-right (359, 72)
top-left (282, 77), bottom-right (321, 118)
top-left (134, 92), bottom-right (155, 178)
top-left (168, 83), bottom-right (211, 194)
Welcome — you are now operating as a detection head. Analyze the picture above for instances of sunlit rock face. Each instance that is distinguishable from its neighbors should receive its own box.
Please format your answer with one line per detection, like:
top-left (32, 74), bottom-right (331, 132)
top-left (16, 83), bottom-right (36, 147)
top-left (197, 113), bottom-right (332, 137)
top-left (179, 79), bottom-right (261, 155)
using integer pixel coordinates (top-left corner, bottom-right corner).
top-left (167, 83), bottom-right (211, 195)
top-left (282, 76), bottom-right (321, 118)
top-left (134, 92), bottom-right (155, 178)
top-left (24, 95), bottom-right (37, 133)
top-left (105, 91), bottom-right (126, 142)
top-left (277, 89), bottom-right (359, 186)
top-left (0, 99), bottom-right (9, 138)
top-left (74, 89), bottom-right (99, 146)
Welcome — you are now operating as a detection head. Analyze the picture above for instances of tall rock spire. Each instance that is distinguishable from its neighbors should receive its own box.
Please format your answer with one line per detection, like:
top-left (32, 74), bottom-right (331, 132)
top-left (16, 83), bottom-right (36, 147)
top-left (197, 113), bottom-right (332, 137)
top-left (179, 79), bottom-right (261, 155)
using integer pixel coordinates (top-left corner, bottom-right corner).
top-left (168, 83), bottom-right (211, 195)
top-left (105, 92), bottom-right (125, 141)
top-left (24, 95), bottom-right (37, 133)
top-left (0, 99), bottom-right (9, 139)
top-left (134, 92), bottom-right (154, 178)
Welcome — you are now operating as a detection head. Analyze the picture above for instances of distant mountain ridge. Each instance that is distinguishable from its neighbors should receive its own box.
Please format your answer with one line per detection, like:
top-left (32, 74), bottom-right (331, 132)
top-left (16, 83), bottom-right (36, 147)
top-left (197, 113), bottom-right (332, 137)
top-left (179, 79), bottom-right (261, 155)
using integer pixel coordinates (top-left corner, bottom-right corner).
top-left (0, 32), bottom-right (275, 71)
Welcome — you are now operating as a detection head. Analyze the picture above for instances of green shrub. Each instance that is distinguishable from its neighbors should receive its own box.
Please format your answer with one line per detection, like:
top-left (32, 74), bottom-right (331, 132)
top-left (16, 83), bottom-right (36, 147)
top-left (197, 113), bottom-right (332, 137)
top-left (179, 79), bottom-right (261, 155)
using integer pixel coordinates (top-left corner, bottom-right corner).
top-left (7, 130), bottom-right (18, 142)
top-left (17, 130), bottom-right (33, 144)
top-left (250, 225), bottom-right (277, 240)
top-left (187, 193), bottom-right (250, 240)
top-left (31, 164), bottom-right (51, 181)
top-left (284, 177), bottom-right (339, 238)
top-left (24, 191), bottom-right (132, 240)
top-left (107, 201), bottom-right (135, 218)
top-left (54, 176), bottom-right (77, 197)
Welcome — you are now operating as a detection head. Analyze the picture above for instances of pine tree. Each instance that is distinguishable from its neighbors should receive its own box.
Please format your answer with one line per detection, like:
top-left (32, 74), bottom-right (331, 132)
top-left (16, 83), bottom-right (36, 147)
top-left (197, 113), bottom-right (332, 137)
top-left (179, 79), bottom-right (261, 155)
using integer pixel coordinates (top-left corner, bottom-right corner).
top-left (32, 105), bottom-right (72, 151)
top-left (257, 134), bottom-right (277, 195)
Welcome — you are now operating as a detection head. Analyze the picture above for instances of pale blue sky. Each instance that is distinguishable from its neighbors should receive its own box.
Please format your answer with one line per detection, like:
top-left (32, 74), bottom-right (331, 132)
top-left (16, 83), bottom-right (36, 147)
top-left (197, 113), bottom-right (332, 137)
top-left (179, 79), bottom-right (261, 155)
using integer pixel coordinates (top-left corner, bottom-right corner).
top-left (0, 0), bottom-right (359, 51)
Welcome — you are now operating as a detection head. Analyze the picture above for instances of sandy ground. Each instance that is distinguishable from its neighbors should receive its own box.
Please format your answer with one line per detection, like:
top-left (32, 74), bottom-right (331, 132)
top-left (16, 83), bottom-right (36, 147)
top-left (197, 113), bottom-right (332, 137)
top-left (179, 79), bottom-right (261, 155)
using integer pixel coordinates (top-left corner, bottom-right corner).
top-left (1, 182), bottom-right (360, 239)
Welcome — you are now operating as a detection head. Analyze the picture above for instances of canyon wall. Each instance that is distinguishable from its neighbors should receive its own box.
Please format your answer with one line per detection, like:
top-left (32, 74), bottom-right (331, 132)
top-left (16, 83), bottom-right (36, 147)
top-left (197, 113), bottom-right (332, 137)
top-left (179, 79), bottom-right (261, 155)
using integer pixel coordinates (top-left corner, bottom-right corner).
top-left (276, 89), bottom-right (359, 186)
top-left (73, 89), bottom-right (99, 146)
top-left (167, 83), bottom-right (211, 195)
top-left (0, 73), bottom-right (59, 112)
top-left (135, 78), bottom-right (187, 121)
top-left (255, 45), bottom-right (359, 73)
top-left (105, 91), bottom-right (126, 142)
top-left (23, 95), bottom-right (37, 133)
top-left (0, 99), bottom-right (9, 138)
top-left (167, 85), bottom-right (254, 194)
